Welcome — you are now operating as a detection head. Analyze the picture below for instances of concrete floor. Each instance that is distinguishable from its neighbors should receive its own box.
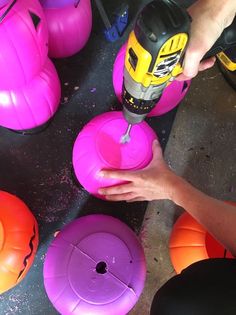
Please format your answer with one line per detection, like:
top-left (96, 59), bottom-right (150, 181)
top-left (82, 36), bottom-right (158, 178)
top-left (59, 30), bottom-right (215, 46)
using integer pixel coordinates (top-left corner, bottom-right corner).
top-left (130, 64), bottom-right (236, 314)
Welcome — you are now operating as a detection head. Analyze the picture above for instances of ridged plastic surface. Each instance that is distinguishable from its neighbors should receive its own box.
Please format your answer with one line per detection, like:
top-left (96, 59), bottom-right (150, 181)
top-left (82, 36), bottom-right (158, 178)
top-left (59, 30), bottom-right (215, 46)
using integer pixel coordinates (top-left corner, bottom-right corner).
top-left (73, 111), bottom-right (157, 199)
top-left (0, 0), bottom-right (61, 130)
top-left (169, 211), bottom-right (234, 274)
top-left (0, 191), bottom-right (38, 294)
top-left (44, 215), bottom-right (146, 315)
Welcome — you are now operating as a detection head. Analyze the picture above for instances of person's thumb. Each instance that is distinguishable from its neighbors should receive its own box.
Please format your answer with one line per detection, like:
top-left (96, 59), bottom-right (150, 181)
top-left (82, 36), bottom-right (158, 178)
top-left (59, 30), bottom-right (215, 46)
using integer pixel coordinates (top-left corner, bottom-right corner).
top-left (152, 139), bottom-right (163, 161)
top-left (183, 25), bottom-right (221, 78)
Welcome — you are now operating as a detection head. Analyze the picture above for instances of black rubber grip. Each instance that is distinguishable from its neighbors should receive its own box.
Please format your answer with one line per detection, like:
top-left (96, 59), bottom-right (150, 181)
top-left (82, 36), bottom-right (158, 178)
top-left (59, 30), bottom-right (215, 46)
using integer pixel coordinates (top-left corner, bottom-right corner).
top-left (204, 17), bottom-right (236, 59)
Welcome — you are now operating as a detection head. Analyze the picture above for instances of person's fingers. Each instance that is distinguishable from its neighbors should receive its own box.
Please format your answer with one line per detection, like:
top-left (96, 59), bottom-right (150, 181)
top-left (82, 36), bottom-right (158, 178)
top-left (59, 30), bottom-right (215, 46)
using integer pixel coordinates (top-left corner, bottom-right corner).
top-left (152, 139), bottom-right (163, 160)
top-left (146, 139), bottom-right (164, 170)
top-left (100, 140), bottom-right (164, 180)
top-left (182, 38), bottom-right (218, 78)
top-left (183, 2), bottom-right (225, 78)
top-left (126, 197), bottom-right (145, 203)
top-left (183, 43), bottom-right (209, 78)
top-left (180, 0), bottom-right (236, 79)
top-left (198, 57), bottom-right (216, 72)
top-left (105, 192), bottom-right (137, 201)
top-left (176, 57), bottom-right (216, 81)
top-left (99, 169), bottom-right (135, 181)
top-left (175, 73), bottom-right (192, 81)
top-left (99, 183), bottom-right (134, 196)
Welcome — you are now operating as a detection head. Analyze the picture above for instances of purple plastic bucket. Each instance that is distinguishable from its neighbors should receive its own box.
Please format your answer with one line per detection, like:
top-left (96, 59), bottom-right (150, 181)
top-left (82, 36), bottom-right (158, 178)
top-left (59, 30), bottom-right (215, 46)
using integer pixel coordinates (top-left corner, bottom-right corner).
top-left (0, 0), bottom-right (9, 7)
top-left (44, 215), bottom-right (146, 315)
top-left (40, 0), bottom-right (79, 9)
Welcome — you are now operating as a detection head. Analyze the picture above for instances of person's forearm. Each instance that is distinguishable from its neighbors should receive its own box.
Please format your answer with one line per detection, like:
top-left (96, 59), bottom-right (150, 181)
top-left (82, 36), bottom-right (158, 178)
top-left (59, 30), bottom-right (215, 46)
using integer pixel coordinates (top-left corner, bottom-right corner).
top-left (172, 177), bottom-right (236, 256)
top-left (99, 140), bottom-right (236, 256)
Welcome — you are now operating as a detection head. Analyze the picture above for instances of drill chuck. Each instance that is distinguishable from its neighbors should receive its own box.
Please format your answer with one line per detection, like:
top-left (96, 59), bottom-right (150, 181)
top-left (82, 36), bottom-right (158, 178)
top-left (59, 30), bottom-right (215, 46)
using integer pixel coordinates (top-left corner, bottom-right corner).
top-left (122, 67), bottom-right (165, 124)
top-left (123, 107), bottom-right (146, 124)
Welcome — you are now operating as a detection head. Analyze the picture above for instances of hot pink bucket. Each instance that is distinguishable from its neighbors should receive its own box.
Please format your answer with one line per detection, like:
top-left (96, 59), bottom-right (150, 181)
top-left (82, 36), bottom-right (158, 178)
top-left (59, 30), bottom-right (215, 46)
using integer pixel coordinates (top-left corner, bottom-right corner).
top-left (0, 0), bottom-right (61, 130)
top-left (40, 0), bottom-right (92, 58)
top-left (73, 111), bottom-right (157, 199)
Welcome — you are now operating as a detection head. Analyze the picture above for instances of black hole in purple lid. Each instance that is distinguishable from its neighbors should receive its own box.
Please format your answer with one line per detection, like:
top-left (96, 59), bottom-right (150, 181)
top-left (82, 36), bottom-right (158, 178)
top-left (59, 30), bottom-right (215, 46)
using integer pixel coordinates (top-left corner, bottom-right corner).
top-left (96, 261), bottom-right (107, 274)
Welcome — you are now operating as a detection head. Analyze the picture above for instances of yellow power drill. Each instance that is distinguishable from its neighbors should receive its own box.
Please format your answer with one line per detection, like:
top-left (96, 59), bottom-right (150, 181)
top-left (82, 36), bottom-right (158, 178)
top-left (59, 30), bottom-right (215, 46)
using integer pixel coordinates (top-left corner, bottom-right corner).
top-left (121, 0), bottom-right (236, 143)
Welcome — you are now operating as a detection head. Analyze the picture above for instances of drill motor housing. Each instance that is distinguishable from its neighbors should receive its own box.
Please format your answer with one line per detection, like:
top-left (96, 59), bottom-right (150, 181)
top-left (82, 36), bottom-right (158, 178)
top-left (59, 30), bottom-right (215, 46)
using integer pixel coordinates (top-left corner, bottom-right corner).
top-left (122, 0), bottom-right (190, 124)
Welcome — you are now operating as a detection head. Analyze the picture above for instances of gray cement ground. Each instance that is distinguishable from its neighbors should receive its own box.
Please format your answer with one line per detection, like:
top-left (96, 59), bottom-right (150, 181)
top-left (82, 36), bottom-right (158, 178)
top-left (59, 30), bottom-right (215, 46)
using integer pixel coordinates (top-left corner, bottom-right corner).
top-left (130, 64), bottom-right (236, 314)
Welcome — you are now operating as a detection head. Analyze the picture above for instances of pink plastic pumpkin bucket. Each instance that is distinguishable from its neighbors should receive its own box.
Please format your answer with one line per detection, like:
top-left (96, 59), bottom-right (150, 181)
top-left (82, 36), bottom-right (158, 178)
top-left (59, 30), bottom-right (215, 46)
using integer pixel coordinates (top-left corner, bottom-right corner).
top-left (113, 43), bottom-right (191, 117)
top-left (0, 0), bottom-right (61, 131)
top-left (72, 111), bottom-right (157, 199)
top-left (40, 0), bottom-right (92, 58)
top-left (0, 59), bottom-right (61, 131)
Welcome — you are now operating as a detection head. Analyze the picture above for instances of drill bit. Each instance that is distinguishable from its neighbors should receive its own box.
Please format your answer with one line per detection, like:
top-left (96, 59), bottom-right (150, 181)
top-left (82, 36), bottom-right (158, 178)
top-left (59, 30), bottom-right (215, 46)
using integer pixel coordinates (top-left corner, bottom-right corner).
top-left (120, 123), bottom-right (132, 144)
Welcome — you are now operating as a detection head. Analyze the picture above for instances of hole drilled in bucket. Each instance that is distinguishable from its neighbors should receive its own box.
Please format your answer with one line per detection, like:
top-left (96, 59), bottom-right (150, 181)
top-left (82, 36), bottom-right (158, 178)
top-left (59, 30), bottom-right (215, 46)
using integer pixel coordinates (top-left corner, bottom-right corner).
top-left (96, 261), bottom-right (107, 274)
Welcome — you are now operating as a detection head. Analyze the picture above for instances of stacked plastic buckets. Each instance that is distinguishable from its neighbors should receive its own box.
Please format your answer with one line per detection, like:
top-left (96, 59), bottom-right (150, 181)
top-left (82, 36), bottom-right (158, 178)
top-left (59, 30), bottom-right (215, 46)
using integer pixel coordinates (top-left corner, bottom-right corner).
top-left (0, 0), bottom-right (61, 132)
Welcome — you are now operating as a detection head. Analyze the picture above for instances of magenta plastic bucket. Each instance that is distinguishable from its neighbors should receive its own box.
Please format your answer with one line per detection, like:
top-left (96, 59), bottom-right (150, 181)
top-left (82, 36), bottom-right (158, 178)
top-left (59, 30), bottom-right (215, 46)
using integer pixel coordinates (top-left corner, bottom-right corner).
top-left (0, 0), bottom-right (48, 88)
top-left (0, 59), bottom-right (61, 131)
top-left (40, 0), bottom-right (92, 58)
top-left (113, 43), bottom-right (191, 116)
top-left (0, 0), bottom-right (61, 131)
top-left (44, 214), bottom-right (146, 315)
top-left (0, 0), bottom-right (9, 7)
top-left (72, 111), bottom-right (157, 199)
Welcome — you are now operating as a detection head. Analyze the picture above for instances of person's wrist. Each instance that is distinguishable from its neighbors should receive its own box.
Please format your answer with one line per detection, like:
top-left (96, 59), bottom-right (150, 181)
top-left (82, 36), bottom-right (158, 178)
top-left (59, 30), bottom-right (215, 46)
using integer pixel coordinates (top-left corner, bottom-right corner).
top-left (161, 171), bottom-right (184, 202)
top-left (167, 175), bottom-right (190, 206)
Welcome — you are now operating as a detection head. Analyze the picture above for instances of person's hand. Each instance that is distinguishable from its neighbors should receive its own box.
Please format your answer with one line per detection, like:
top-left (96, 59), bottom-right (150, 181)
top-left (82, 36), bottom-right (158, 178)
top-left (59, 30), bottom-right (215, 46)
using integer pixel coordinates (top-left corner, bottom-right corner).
top-left (178, 0), bottom-right (236, 80)
top-left (98, 140), bottom-right (181, 202)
